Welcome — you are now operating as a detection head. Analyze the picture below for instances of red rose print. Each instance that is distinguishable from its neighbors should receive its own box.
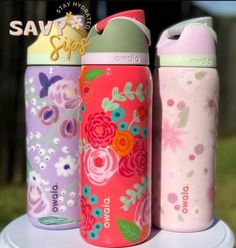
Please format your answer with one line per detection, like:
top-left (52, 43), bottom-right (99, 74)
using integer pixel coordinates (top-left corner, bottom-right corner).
top-left (80, 196), bottom-right (95, 238)
top-left (118, 135), bottom-right (147, 177)
top-left (85, 112), bottom-right (117, 148)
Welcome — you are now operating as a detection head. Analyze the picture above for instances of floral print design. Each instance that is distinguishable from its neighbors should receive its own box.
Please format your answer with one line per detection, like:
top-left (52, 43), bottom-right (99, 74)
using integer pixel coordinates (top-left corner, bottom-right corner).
top-left (80, 195), bottom-right (96, 238)
top-left (60, 119), bottom-right (77, 138)
top-left (48, 79), bottom-right (78, 109)
top-left (55, 155), bottom-right (77, 177)
top-left (204, 95), bottom-right (218, 116)
top-left (135, 192), bottom-right (151, 228)
top-left (83, 147), bottom-right (119, 185)
top-left (162, 119), bottom-right (185, 153)
top-left (80, 185), bottom-right (103, 239)
top-left (38, 72), bottom-right (62, 98)
top-left (111, 130), bottom-right (133, 157)
top-left (26, 68), bottom-right (80, 228)
top-left (85, 112), bottom-right (117, 148)
top-left (153, 68), bottom-right (218, 229)
top-left (27, 171), bottom-right (50, 217)
top-left (119, 135), bottom-right (147, 177)
top-left (79, 67), bottom-right (151, 245)
top-left (38, 105), bottom-right (59, 125)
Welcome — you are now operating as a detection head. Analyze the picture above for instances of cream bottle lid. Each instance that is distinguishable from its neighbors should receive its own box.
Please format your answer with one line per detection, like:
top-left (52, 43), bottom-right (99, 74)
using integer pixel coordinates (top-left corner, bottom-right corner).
top-left (27, 15), bottom-right (86, 65)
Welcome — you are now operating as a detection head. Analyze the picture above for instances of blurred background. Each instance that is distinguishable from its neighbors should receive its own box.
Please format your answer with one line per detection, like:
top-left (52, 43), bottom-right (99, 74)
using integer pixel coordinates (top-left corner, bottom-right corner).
top-left (0, 0), bottom-right (235, 234)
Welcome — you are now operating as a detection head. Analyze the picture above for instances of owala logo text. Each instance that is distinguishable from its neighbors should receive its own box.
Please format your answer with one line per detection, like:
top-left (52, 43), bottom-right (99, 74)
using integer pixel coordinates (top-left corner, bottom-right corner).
top-left (9, 1), bottom-right (92, 61)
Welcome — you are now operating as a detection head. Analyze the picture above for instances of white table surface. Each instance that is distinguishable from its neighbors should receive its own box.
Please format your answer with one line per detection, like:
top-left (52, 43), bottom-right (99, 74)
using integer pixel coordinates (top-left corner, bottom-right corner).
top-left (0, 215), bottom-right (234, 248)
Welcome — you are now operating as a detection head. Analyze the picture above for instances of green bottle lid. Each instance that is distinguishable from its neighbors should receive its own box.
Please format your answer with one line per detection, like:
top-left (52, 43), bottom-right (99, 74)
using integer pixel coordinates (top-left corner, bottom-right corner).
top-left (82, 10), bottom-right (151, 65)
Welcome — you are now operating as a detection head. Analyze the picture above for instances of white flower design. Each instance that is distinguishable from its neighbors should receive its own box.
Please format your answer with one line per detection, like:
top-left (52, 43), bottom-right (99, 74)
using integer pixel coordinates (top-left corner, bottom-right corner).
top-left (28, 171), bottom-right (48, 186)
top-left (70, 17), bottom-right (83, 30)
top-left (178, 72), bottom-right (200, 93)
top-left (29, 171), bottom-right (42, 184)
top-left (55, 155), bottom-right (77, 177)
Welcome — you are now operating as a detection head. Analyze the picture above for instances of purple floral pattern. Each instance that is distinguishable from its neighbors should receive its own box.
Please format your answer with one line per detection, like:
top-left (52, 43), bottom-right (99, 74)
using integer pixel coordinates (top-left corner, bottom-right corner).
top-left (38, 105), bottom-right (59, 125)
top-left (48, 79), bottom-right (78, 109)
top-left (25, 66), bottom-right (80, 228)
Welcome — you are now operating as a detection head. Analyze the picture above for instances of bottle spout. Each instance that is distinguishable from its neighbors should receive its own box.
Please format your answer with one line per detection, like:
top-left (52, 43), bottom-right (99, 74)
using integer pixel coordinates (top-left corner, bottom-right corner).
top-left (166, 17), bottom-right (213, 38)
top-left (95, 9), bottom-right (145, 33)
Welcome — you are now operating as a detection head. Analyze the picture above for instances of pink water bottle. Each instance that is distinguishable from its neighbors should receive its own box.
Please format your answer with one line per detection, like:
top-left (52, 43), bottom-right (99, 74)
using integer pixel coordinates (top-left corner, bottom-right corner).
top-left (79, 10), bottom-right (152, 247)
top-left (152, 17), bottom-right (219, 232)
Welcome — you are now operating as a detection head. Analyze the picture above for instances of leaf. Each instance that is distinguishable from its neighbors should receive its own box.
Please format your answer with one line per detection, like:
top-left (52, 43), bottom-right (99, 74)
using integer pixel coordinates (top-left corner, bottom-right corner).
top-left (126, 190), bottom-right (136, 204)
top-left (134, 183), bottom-right (143, 191)
top-left (112, 87), bottom-right (119, 98)
top-left (120, 196), bottom-right (130, 211)
top-left (136, 83), bottom-right (143, 94)
top-left (102, 98), bottom-right (120, 112)
top-left (187, 170), bottom-right (194, 178)
top-left (141, 177), bottom-right (147, 186)
top-left (106, 102), bottom-right (120, 111)
top-left (49, 75), bottom-right (62, 85)
top-left (144, 86), bottom-right (149, 95)
top-left (38, 216), bottom-right (76, 225)
top-left (125, 91), bottom-right (135, 100)
top-left (124, 82), bottom-right (132, 92)
top-left (39, 87), bottom-right (48, 98)
top-left (178, 107), bottom-right (190, 128)
top-left (120, 196), bottom-right (129, 204)
top-left (177, 214), bottom-right (184, 223)
top-left (102, 97), bottom-right (110, 109)
top-left (27, 160), bottom-right (33, 174)
top-left (84, 68), bottom-right (105, 81)
top-left (137, 94), bottom-right (144, 102)
top-left (39, 72), bottom-right (49, 88)
top-left (116, 218), bottom-right (141, 242)
top-left (195, 71), bottom-right (207, 80)
top-left (116, 95), bottom-right (126, 101)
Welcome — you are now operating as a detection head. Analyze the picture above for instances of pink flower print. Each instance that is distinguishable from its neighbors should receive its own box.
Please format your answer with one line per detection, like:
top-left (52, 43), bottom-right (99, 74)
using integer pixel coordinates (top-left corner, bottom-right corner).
top-left (83, 147), bottom-right (119, 185)
top-left (48, 79), bottom-right (78, 109)
top-left (135, 192), bottom-right (151, 228)
top-left (204, 96), bottom-right (217, 115)
top-left (162, 119), bottom-right (184, 153)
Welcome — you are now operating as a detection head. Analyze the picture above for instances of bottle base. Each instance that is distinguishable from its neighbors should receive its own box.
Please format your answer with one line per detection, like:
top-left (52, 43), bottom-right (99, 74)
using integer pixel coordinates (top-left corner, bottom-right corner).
top-left (154, 219), bottom-right (214, 233)
top-left (80, 229), bottom-right (151, 247)
top-left (27, 215), bottom-right (79, 230)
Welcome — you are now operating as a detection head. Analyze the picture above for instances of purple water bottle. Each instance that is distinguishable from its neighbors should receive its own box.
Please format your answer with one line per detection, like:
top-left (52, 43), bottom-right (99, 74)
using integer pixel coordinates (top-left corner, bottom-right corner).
top-left (25, 16), bottom-right (85, 229)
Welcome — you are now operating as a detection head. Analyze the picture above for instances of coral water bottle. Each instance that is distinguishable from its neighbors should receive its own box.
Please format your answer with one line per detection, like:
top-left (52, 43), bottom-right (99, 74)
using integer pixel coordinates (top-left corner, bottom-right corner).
top-left (25, 16), bottom-right (85, 229)
top-left (152, 17), bottom-right (219, 232)
top-left (79, 10), bottom-right (152, 247)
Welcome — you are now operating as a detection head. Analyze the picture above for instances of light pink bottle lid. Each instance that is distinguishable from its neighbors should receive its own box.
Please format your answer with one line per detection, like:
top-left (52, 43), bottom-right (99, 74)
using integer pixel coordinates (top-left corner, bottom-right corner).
top-left (156, 17), bottom-right (217, 68)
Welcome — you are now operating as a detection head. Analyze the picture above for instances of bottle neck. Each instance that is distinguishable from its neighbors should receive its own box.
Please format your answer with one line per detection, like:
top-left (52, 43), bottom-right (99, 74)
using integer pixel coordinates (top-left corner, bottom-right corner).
top-left (156, 55), bottom-right (216, 68)
top-left (82, 52), bottom-right (149, 65)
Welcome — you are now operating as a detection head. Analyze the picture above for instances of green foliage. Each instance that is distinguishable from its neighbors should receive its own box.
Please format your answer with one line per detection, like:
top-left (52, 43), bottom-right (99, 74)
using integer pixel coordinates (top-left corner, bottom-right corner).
top-left (120, 177), bottom-right (148, 211)
top-left (102, 82), bottom-right (149, 112)
top-left (84, 68), bottom-right (105, 81)
top-left (38, 216), bottom-right (77, 225)
top-left (116, 218), bottom-right (140, 242)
